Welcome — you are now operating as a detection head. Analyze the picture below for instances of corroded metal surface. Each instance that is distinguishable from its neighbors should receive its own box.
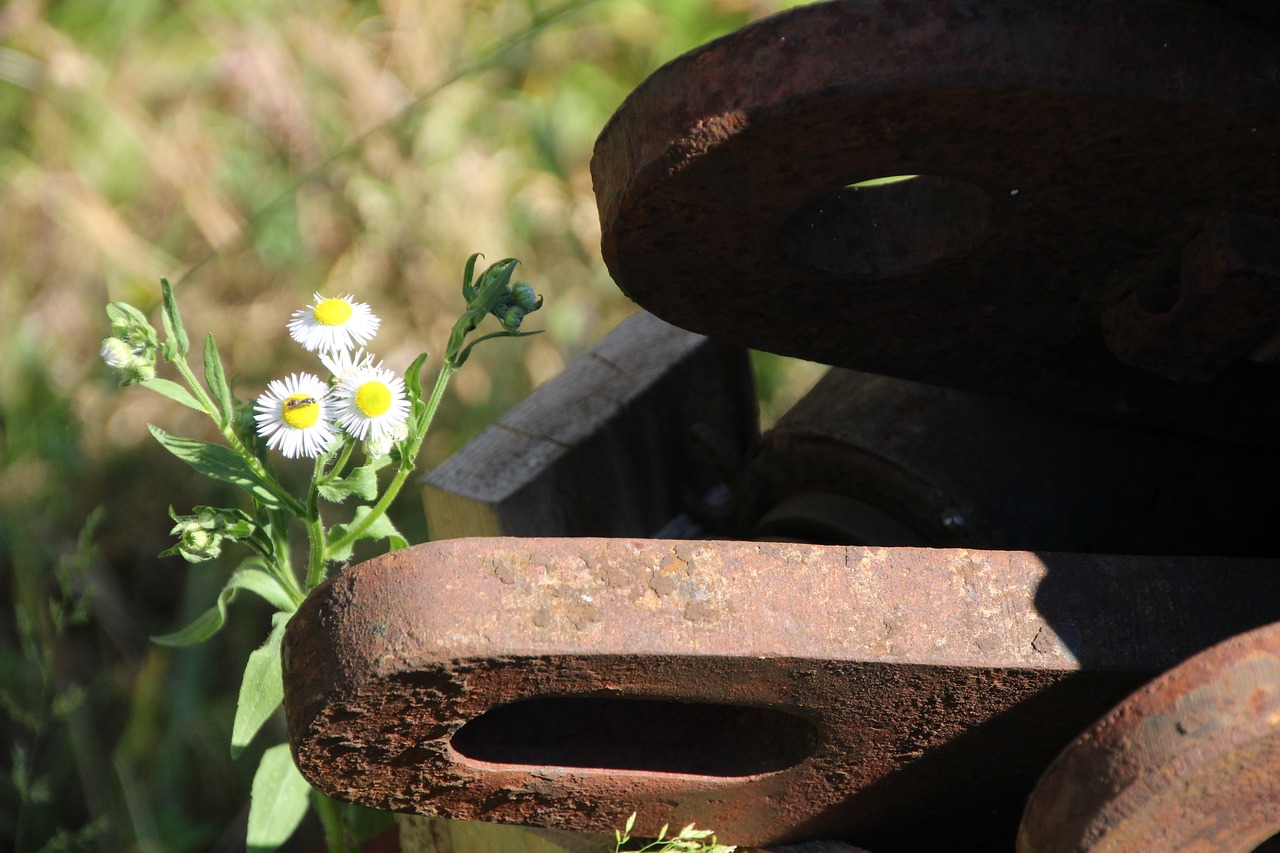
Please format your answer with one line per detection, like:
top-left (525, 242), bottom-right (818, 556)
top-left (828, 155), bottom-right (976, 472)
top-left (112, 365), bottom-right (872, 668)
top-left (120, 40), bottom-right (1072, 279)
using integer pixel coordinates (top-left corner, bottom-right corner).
top-left (1104, 214), bottom-right (1280, 382)
top-left (283, 539), bottom-right (1280, 851)
top-left (591, 0), bottom-right (1280, 446)
top-left (1019, 620), bottom-right (1280, 852)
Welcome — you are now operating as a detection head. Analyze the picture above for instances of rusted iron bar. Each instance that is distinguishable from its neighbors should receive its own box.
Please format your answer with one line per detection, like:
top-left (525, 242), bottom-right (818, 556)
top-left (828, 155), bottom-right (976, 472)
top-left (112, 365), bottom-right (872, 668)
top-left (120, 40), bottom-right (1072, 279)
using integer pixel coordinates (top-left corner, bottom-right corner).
top-left (283, 538), bottom-right (1280, 851)
top-left (592, 0), bottom-right (1280, 447)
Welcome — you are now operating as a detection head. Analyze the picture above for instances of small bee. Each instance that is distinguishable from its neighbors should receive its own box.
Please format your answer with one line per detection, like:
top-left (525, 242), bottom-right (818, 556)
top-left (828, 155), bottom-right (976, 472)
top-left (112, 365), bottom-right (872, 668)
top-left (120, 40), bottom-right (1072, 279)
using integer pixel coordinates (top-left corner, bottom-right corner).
top-left (284, 396), bottom-right (318, 411)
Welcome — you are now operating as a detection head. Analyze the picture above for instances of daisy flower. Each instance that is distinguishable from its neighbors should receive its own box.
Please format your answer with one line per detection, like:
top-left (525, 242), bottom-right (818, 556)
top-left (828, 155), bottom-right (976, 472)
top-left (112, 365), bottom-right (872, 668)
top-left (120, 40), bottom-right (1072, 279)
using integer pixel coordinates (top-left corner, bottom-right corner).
top-left (287, 293), bottom-right (380, 353)
top-left (319, 347), bottom-right (376, 382)
top-left (333, 364), bottom-right (410, 442)
top-left (254, 372), bottom-right (338, 458)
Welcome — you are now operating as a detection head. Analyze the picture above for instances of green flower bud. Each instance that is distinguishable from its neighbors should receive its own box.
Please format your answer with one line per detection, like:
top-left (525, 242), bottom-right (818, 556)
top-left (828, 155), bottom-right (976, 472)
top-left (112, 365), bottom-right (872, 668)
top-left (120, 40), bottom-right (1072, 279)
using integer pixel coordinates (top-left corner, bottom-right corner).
top-left (489, 283), bottom-right (542, 334)
top-left (106, 301), bottom-right (160, 353)
top-left (100, 337), bottom-right (133, 370)
top-left (101, 336), bottom-right (157, 385)
top-left (163, 506), bottom-right (255, 563)
top-left (512, 282), bottom-right (542, 312)
top-left (497, 305), bottom-right (523, 334)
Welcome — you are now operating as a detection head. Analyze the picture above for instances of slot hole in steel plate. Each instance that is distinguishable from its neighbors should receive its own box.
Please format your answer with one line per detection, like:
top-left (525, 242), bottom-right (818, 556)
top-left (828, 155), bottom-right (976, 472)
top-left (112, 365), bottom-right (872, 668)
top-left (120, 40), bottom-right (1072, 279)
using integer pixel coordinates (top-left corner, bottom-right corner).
top-left (778, 174), bottom-right (993, 279)
top-left (450, 696), bottom-right (819, 777)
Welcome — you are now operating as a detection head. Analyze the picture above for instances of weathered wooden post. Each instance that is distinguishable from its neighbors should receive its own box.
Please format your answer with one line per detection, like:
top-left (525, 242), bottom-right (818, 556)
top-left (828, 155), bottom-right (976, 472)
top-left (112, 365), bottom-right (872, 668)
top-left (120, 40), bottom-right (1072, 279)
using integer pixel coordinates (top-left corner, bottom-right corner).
top-left (283, 1), bottom-right (1280, 850)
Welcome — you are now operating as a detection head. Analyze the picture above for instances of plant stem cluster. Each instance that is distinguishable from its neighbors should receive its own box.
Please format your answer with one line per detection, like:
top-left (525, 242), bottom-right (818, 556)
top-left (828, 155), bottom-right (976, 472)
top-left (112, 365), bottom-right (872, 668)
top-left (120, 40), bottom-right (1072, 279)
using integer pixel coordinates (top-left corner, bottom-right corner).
top-left (100, 254), bottom-right (540, 851)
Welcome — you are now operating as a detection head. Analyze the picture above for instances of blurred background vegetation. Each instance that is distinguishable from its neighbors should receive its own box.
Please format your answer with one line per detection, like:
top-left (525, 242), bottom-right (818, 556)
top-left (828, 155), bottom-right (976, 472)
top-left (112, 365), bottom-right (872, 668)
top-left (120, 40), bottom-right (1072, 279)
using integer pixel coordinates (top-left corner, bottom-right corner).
top-left (0, 0), bottom-right (823, 849)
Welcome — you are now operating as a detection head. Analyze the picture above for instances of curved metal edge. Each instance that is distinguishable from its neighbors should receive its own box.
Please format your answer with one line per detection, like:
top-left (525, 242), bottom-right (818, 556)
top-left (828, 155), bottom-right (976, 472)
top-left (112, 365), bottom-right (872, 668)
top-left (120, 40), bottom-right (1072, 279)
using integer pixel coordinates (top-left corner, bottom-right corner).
top-left (1018, 620), bottom-right (1280, 852)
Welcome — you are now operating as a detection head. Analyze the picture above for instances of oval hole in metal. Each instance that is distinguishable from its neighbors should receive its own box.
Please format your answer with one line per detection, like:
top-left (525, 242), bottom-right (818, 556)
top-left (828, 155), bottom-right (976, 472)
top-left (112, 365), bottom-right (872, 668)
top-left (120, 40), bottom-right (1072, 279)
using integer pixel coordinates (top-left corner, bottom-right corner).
top-left (778, 174), bottom-right (992, 279)
top-left (450, 696), bottom-right (819, 777)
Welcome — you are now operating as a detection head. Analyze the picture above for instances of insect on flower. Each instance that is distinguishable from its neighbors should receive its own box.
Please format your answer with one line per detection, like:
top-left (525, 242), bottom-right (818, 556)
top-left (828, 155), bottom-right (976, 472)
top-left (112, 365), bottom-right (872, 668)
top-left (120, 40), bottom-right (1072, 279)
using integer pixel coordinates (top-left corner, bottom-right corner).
top-left (254, 373), bottom-right (337, 459)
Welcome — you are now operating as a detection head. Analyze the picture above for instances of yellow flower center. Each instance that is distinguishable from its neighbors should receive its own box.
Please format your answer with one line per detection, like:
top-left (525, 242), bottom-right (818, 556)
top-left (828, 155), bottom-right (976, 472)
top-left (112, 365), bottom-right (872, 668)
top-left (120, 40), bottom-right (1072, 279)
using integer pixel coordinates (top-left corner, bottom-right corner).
top-left (355, 381), bottom-right (392, 417)
top-left (314, 298), bottom-right (353, 327)
top-left (281, 394), bottom-right (321, 429)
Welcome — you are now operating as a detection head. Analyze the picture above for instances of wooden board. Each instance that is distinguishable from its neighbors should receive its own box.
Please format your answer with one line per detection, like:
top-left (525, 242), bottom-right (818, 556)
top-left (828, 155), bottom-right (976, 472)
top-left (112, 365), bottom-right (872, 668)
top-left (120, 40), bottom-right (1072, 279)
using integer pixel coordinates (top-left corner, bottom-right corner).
top-left (423, 311), bottom-right (756, 540)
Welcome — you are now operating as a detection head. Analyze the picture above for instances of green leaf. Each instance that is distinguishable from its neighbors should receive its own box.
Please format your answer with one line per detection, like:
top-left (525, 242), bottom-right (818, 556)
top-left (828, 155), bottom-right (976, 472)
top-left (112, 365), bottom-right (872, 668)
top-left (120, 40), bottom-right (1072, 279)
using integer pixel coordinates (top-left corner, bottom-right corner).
top-left (317, 454), bottom-right (386, 504)
top-left (106, 301), bottom-right (150, 328)
top-left (160, 278), bottom-right (189, 357)
top-left (246, 743), bottom-right (311, 851)
top-left (316, 480), bottom-right (353, 504)
top-left (455, 328), bottom-right (542, 368)
top-left (148, 425), bottom-right (285, 510)
top-left (404, 351), bottom-right (430, 405)
top-left (231, 612), bottom-right (290, 758)
top-left (203, 333), bottom-right (234, 427)
top-left (328, 506), bottom-right (406, 563)
top-left (461, 252), bottom-right (482, 301)
top-left (151, 563), bottom-right (296, 647)
top-left (141, 378), bottom-right (204, 412)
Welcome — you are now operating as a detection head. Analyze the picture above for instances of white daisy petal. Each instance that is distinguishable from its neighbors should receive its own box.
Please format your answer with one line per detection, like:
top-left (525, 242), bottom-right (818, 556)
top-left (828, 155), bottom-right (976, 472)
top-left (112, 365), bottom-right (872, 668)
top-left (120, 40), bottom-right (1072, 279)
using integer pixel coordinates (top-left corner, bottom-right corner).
top-left (253, 372), bottom-right (339, 458)
top-left (287, 293), bottom-right (380, 353)
top-left (334, 364), bottom-right (410, 442)
top-left (319, 347), bottom-right (378, 381)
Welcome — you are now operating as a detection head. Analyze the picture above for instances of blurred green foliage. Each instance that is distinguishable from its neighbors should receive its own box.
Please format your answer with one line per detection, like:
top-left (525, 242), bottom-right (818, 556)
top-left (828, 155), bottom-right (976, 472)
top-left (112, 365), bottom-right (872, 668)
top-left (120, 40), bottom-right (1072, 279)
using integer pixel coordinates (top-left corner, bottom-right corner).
top-left (0, 0), bottom-right (823, 849)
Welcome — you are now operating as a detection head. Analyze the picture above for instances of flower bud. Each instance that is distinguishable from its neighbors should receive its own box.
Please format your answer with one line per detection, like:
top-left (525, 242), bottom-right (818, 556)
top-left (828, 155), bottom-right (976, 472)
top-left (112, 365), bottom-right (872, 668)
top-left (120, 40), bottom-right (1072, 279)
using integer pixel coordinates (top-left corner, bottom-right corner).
top-left (100, 337), bottom-right (133, 370)
top-left (101, 337), bottom-right (157, 385)
top-left (512, 282), bottom-right (542, 312)
top-left (106, 301), bottom-right (160, 353)
top-left (363, 421), bottom-right (409, 459)
top-left (163, 506), bottom-right (254, 563)
top-left (491, 283), bottom-right (542, 334)
top-left (498, 304), bottom-right (528, 334)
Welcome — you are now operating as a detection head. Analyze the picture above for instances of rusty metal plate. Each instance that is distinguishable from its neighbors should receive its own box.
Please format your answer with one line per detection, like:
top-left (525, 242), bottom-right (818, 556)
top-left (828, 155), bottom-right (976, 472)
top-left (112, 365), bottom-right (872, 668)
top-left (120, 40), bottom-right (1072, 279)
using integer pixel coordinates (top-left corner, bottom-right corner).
top-left (282, 539), bottom-right (1280, 851)
top-left (1019, 620), bottom-right (1280, 852)
top-left (591, 0), bottom-right (1280, 446)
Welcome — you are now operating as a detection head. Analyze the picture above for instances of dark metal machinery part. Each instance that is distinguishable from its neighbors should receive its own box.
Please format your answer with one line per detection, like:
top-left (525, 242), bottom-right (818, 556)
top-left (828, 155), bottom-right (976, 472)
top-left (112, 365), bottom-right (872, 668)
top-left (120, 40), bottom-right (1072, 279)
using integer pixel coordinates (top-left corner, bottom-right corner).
top-left (738, 367), bottom-right (1280, 556)
top-left (1018, 620), bottom-right (1280, 852)
top-left (591, 0), bottom-right (1280, 448)
top-left (283, 538), bottom-right (1280, 851)
top-left (1213, 0), bottom-right (1280, 27)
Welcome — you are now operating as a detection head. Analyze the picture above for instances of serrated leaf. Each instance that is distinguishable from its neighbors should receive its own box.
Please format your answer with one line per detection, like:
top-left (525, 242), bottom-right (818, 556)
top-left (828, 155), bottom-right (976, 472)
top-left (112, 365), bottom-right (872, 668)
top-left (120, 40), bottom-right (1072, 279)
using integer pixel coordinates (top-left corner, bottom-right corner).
top-left (316, 480), bottom-right (354, 504)
top-left (142, 378), bottom-right (204, 412)
top-left (160, 278), bottom-right (189, 356)
top-left (327, 506), bottom-right (405, 563)
top-left (317, 452), bottom-right (384, 503)
top-left (204, 333), bottom-right (234, 427)
top-left (152, 563), bottom-right (296, 647)
top-left (246, 743), bottom-right (311, 851)
top-left (231, 612), bottom-right (290, 758)
top-left (148, 425), bottom-right (284, 510)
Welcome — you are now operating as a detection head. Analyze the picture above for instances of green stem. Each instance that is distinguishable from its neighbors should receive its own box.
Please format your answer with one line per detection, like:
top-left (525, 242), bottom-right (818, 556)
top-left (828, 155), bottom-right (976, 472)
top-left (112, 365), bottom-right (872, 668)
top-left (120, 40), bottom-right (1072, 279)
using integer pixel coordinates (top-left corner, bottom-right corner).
top-left (419, 358), bottom-right (458, 440)
top-left (261, 509), bottom-right (305, 605)
top-left (304, 514), bottom-right (327, 591)
top-left (317, 439), bottom-right (355, 486)
top-left (326, 360), bottom-right (457, 556)
top-left (304, 455), bottom-right (327, 591)
top-left (171, 356), bottom-right (219, 419)
top-left (311, 791), bottom-right (355, 853)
